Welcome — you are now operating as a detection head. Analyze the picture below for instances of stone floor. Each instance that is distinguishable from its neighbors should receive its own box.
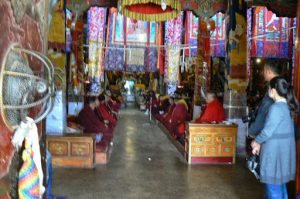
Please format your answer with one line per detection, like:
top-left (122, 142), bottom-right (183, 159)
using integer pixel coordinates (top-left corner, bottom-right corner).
top-left (52, 106), bottom-right (264, 199)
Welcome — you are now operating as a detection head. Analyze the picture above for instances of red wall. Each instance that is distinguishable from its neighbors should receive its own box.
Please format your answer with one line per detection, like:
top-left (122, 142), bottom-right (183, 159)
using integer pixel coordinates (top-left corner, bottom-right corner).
top-left (0, 0), bottom-right (48, 197)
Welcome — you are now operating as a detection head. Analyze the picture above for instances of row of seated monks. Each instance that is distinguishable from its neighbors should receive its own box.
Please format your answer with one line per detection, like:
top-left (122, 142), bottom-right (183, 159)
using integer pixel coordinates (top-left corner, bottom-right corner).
top-left (77, 90), bottom-right (121, 148)
top-left (150, 90), bottom-right (226, 145)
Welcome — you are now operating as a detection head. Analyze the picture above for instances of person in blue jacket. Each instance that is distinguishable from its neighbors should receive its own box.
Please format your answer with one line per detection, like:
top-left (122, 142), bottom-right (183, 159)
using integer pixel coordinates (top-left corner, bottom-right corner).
top-left (249, 59), bottom-right (282, 137)
top-left (251, 77), bottom-right (299, 199)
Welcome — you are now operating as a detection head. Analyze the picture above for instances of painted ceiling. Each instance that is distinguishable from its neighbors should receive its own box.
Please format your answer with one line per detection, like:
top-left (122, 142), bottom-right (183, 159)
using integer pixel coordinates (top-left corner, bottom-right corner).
top-left (66, 0), bottom-right (297, 18)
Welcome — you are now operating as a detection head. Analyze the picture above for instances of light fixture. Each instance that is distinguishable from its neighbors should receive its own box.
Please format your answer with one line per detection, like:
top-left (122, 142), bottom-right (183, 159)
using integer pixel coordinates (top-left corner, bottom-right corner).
top-left (256, 58), bottom-right (261, 64)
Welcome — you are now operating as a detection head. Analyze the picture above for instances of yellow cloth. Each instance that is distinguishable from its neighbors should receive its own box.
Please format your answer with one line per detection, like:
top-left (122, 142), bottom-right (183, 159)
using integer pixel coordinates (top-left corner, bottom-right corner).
top-left (47, 50), bottom-right (66, 89)
top-left (48, 11), bottom-right (65, 43)
top-left (177, 99), bottom-right (188, 110)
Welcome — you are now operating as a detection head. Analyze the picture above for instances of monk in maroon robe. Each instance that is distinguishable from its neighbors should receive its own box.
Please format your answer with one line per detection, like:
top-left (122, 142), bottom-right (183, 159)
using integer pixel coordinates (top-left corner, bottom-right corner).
top-left (98, 94), bottom-right (117, 127)
top-left (153, 95), bottom-right (165, 120)
top-left (168, 98), bottom-right (189, 140)
top-left (194, 91), bottom-right (225, 123)
top-left (105, 90), bottom-right (121, 113)
top-left (161, 97), bottom-right (176, 125)
top-left (77, 96), bottom-right (112, 138)
top-left (145, 90), bottom-right (158, 115)
top-left (103, 91), bottom-right (118, 119)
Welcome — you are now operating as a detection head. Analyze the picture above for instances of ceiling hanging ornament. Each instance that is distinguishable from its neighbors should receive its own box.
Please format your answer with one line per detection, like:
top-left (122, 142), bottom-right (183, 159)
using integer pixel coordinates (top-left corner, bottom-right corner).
top-left (120, 0), bottom-right (181, 22)
top-left (180, 0), bottom-right (226, 18)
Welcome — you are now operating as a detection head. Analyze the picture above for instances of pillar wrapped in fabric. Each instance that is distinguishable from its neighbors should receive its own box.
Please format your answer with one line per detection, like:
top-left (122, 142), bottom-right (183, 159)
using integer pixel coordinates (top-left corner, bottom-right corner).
top-left (120, 0), bottom-right (181, 22)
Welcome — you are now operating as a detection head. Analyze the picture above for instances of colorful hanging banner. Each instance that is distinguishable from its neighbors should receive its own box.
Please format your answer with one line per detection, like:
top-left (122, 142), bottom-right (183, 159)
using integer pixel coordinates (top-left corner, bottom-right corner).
top-left (185, 11), bottom-right (226, 57)
top-left (105, 9), bottom-right (159, 72)
top-left (164, 12), bottom-right (183, 86)
top-left (185, 11), bottom-right (198, 57)
top-left (210, 12), bottom-right (226, 57)
top-left (251, 6), bottom-right (294, 58)
top-left (88, 7), bottom-right (107, 94)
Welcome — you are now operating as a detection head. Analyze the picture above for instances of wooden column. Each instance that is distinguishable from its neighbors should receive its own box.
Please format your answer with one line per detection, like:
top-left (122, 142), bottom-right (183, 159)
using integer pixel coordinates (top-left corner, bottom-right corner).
top-left (294, 1), bottom-right (300, 197)
top-left (194, 18), bottom-right (211, 106)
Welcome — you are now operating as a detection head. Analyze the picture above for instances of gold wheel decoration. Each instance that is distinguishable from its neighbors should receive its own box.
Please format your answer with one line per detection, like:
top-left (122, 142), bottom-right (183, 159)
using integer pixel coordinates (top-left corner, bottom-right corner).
top-left (120, 0), bottom-right (181, 22)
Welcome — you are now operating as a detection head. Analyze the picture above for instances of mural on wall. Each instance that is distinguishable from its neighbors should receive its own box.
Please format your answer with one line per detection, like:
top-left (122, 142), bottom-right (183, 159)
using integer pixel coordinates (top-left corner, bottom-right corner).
top-left (225, 0), bottom-right (248, 92)
top-left (105, 9), bottom-right (158, 72)
top-left (251, 6), bottom-right (294, 58)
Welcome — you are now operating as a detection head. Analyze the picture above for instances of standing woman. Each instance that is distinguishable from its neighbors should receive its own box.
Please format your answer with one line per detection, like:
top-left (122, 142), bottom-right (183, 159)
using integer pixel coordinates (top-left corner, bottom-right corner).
top-left (251, 76), bottom-right (299, 199)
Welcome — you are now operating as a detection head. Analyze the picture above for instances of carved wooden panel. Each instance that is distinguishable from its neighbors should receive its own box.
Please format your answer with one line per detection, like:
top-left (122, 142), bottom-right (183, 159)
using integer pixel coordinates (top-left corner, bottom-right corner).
top-left (48, 141), bottom-right (68, 156)
top-left (71, 142), bottom-right (90, 156)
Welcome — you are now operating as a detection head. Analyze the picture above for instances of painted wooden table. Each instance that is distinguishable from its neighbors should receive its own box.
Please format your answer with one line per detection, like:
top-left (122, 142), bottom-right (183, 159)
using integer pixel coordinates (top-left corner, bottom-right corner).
top-left (185, 123), bottom-right (238, 164)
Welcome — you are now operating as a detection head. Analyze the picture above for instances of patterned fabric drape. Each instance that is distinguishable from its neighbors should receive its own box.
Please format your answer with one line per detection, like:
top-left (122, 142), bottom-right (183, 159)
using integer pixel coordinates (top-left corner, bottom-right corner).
top-left (164, 12), bottom-right (183, 87)
top-left (251, 6), bottom-right (294, 58)
top-left (88, 7), bottom-right (107, 94)
top-left (105, 9), bottom-right (158, 72)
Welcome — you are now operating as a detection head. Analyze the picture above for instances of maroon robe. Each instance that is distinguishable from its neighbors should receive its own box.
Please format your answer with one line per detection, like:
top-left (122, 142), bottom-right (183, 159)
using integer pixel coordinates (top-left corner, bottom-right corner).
top-left (161, 103), bottom-right (176, 125)
top-left (108, 99), bottom-right (121, 112)
top-left (77, 105), bottom-right (112, 135)
top-left (195, 99), bottom-right (225, 123)
top-left (98, 102), bottom-right (117, 126)
top-left (168, 100), bottom-right (189, 137)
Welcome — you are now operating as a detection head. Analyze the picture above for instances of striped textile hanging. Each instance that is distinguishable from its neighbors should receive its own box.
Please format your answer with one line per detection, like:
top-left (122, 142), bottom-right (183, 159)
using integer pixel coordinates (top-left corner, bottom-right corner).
top-left (18, 139), bottom-right (40, 199)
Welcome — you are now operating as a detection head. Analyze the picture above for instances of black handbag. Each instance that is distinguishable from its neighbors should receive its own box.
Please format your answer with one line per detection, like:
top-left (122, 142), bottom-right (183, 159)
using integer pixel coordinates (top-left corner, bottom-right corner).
top-left (246, 155), bottom-right (260, 180)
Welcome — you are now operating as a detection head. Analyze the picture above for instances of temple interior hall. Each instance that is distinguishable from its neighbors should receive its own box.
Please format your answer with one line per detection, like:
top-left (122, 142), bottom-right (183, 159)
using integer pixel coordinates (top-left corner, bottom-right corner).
top-left (1, 0), bottom-right (300, 199)
top-left (52, 105), bottom-right (264, 199)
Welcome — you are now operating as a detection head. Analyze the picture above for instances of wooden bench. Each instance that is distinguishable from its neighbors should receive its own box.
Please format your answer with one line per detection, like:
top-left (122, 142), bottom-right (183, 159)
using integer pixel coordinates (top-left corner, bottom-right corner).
top-left (186, 123), bottom-right (238, 164)
top-left (94, 135), bottom-right (114, 164)
top-left (157, 121), bottom-right (185, 155)
top-left (47, 132), bottom-right (114, 167)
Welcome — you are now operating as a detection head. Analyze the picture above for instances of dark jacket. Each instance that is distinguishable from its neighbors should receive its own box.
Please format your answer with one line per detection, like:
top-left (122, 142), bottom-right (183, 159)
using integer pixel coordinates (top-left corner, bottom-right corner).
top-left (249, 95), bottom-right (273, 136)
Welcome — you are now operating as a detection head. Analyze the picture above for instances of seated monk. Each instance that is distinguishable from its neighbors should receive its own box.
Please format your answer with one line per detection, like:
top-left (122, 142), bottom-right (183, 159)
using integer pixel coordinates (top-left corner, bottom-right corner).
top-left (144, 90), bottom-right (158, 115)
top-left (168, 96), bottom-right (189, 144)
top-left (154, 95), bottom-right (169, 119)
top-left (194, 91), bottom-right (225, 123)
top-left (104, 91), bottom-right (118, 119)
top-left (98, 94), bottom-right (117, 127)
top-left (160, 97), bottom-right (175, 124)
top-left (106, 90), bottom-right (121, 113)
top-left (77, 96), bottom-right (111, 142)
